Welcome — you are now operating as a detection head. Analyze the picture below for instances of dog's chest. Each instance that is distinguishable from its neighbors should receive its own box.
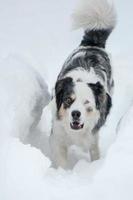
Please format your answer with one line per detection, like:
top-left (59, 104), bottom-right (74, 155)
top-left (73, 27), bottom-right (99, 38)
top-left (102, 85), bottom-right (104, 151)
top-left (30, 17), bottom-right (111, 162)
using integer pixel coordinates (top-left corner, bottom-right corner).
top-left (54, 125), bottom-right (93, 151)
top-left (67, 132), bottom-right (93, 151)
top-left (52, 121), bottom-right (94, 152)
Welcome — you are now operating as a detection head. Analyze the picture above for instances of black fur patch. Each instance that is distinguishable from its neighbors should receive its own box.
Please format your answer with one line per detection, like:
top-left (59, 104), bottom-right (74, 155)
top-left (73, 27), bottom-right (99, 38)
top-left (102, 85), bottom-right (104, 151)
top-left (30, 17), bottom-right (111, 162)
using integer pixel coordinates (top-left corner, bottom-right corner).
top-left (58, 47), bottom-right (112, 93)
top-left (55, 77), bottom-right (74, 111)
top-left (88, 82), bottom-right (105, 110)
top-left (81, 29), bottom-right (112, 48)
top-left (88, 82), bottom-right (112, 132)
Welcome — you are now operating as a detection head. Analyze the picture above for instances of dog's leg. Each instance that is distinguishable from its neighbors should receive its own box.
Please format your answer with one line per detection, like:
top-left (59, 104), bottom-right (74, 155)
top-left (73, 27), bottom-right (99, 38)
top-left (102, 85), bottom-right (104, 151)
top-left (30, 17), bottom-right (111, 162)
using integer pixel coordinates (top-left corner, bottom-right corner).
top-left (53, 146), bottom-right (68, 169)
top-left (50, 139), bottom-right (68, 169)
top-left (89, 133), bottom-right (100, 161)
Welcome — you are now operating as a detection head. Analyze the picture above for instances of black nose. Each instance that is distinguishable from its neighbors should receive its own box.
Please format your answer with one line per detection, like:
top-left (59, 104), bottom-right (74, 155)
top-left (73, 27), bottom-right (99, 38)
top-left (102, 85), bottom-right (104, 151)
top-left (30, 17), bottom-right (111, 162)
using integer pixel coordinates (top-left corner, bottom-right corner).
top-left (71, 110), bottom-right (81, 120)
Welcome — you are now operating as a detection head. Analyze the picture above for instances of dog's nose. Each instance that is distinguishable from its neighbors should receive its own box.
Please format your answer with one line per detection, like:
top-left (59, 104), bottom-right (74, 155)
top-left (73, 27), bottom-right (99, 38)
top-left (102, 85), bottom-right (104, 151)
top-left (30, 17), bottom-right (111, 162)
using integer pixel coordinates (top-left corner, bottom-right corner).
top-left (71, 110), bottom-right (81, 120)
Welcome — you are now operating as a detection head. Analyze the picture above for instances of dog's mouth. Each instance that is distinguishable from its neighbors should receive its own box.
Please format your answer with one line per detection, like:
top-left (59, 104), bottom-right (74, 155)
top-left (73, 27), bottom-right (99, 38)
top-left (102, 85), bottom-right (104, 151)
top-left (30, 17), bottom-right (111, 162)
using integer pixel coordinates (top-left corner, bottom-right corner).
top-left (70, 121), bottom-right (84, 130)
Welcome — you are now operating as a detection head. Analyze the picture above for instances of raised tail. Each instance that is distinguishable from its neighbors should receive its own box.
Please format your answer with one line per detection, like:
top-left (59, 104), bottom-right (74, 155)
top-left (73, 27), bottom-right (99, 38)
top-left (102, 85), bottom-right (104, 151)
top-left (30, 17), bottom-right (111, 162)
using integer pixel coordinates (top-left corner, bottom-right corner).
top-left (72, 0), bottom-right (117, 48)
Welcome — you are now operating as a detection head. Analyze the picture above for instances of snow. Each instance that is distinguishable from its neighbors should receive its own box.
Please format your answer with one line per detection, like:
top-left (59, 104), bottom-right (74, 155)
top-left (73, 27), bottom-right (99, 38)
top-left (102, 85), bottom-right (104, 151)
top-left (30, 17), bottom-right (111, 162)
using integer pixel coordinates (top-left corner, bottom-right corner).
top-left (0, 0), bottom-right (133, 199)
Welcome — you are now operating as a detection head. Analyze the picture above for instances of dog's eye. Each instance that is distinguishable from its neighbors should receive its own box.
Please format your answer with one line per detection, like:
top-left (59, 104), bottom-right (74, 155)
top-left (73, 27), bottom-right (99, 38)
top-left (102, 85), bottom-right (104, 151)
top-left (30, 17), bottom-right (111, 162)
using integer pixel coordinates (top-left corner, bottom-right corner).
top-left (64, 97), bottom-right (72, 105)
top-left (84, 100), bottom-right (90, 105)
top-left (87, 107), bottom-right (93, 112)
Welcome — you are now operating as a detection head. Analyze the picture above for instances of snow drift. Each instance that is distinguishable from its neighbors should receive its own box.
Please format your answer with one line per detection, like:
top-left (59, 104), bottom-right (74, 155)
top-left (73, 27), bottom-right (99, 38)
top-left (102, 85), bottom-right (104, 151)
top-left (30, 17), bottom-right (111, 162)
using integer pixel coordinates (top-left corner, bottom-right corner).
top-left (0, 56), bottom-right (51, 199)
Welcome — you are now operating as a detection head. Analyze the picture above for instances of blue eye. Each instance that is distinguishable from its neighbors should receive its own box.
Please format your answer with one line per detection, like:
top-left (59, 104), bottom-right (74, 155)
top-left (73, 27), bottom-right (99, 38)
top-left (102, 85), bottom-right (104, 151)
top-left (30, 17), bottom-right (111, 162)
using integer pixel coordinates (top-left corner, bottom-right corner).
top-left (87, 107), bottom-right (93, 112)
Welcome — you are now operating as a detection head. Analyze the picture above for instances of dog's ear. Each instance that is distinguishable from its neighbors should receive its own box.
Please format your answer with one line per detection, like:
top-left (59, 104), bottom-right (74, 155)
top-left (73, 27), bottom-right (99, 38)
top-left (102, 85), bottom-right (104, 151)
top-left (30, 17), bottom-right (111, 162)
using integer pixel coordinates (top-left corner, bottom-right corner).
top-left (105, 93), bottom-right (112, 117)
top-left (88, 82), bottom-right (105, 110)
top-left (55, 77), bottom-right (73, 95)
top-left (55, 77), bottom-right (73, 110)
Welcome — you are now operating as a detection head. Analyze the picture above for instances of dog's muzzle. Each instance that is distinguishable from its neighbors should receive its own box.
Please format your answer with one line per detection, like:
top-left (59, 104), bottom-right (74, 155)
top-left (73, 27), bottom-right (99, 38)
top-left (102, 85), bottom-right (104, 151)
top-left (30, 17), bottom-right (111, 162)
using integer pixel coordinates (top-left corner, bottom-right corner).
top-left (71, 110), bottom-right (84, 130)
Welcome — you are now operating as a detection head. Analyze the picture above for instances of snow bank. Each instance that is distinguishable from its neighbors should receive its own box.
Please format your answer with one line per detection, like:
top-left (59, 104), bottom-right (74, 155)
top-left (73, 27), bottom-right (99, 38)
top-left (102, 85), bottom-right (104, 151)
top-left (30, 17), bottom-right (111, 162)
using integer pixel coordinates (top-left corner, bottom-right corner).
top-left (0, 55), bottom-right (50, 141)
top-left (0, 55), bottom-right (51, 199)
top-left (0, 138), bottom-right (50, 200)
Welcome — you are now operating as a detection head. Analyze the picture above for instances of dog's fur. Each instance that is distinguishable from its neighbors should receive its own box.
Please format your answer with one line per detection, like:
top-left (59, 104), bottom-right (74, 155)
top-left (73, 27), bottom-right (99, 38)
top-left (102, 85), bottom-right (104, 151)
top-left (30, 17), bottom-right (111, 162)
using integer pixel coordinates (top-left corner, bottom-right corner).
top-left (50, 0), bottom-right (116, 169)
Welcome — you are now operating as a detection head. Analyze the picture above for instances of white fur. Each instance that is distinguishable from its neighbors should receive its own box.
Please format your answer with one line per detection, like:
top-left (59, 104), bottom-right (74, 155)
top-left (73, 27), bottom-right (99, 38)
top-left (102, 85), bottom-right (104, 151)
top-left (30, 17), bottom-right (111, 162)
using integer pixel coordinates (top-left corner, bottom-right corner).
top-left (50, 122), bottom-right (99, 169)
top-left (72, 0), bottom-right (117, 30)
top-left (62, 82), bottom-right (100, 134)
top-left (50, 82), bottom-right (100, 169)
top-left (65, 67), bottom-right (111, 94)
top-left (66, 68), bottom-right (105, 88)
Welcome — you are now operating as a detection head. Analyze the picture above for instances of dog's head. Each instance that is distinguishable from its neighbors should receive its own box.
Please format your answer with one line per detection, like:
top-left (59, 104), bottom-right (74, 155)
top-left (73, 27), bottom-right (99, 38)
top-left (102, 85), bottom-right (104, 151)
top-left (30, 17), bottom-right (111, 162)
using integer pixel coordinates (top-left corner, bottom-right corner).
top-left (55, 77), bottom-right (111, 134)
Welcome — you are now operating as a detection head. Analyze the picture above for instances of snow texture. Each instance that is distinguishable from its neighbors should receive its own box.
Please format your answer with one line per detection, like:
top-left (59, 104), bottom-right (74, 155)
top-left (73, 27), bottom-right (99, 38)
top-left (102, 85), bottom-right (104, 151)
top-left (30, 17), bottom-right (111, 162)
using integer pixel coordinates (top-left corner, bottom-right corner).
top-left (0, 0), bottom-right (133, 200)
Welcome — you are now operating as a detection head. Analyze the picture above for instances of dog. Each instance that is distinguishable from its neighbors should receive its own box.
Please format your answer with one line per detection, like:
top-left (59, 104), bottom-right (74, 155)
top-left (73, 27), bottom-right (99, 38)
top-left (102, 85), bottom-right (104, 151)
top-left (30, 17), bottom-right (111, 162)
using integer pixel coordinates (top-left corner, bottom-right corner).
top-left (50, 0), bottom-right (116, 169)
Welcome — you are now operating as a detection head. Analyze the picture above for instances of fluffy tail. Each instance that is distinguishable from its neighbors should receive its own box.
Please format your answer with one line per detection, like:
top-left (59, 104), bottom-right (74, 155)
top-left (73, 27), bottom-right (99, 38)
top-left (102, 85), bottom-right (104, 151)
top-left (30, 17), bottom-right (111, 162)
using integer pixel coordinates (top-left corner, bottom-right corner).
top-left (72, 0), bottom-right (117, 48)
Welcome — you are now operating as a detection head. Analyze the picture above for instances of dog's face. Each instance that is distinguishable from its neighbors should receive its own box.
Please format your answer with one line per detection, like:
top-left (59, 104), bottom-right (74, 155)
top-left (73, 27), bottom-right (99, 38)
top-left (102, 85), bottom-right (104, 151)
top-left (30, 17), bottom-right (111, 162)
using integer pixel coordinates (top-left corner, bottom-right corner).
top-left (55, 77), bottom-right (107, 134)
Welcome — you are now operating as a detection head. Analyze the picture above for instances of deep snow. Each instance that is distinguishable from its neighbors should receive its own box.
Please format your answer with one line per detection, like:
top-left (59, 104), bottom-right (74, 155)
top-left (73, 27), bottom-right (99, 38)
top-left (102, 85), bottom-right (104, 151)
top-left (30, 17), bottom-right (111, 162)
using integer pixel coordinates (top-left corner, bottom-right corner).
top-left (0, 0), bottom-right (133, 200)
